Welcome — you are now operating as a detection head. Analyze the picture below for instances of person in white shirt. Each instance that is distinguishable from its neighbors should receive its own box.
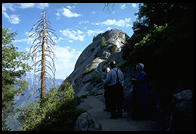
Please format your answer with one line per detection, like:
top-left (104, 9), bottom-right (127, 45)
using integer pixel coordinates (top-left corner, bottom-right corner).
top-left (104, 61), bottom-right (124, 119)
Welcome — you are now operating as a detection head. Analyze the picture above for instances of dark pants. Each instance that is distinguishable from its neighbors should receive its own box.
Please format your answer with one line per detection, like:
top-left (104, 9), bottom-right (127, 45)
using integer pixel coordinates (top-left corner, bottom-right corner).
top-left (104, 86), bottom-right (111, 111)
top-left (108, 84), bottom-right (124, 117)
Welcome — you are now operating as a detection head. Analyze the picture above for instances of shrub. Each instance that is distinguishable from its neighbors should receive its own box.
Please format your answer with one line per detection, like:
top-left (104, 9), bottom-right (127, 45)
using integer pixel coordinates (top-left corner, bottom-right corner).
top-left (116, 60), bottom-right (128, 71)
top-left (101, 36), bottom-right (107, 48)
top-left (17, 80), bottom-right (86, 131)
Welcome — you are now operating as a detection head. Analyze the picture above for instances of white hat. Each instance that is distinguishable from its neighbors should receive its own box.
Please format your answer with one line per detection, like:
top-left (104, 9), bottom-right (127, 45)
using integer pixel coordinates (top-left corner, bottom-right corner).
top-left (138, 63), bottom-right (144, 69)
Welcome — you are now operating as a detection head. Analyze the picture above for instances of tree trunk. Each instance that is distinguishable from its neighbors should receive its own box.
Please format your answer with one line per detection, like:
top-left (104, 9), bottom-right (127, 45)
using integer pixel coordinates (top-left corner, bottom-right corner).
top-left (41, 11), bottom-right (46, 99)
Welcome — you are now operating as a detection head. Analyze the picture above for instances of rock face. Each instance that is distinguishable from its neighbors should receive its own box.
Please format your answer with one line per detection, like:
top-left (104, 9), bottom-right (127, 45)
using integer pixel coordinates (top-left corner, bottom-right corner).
top-left (169, 89), bottom-right (193, 131)
top-left (68, 29), bottom-right (129, 97)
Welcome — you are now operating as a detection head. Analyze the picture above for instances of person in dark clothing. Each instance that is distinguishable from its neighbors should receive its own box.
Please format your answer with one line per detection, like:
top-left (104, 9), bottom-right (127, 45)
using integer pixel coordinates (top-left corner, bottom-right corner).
top-left (104, 61), bottom-right (124, 119)
top-left (103, 67), bottom-right (111, 112)
top-left (131, 63), bottom-right (150, 120)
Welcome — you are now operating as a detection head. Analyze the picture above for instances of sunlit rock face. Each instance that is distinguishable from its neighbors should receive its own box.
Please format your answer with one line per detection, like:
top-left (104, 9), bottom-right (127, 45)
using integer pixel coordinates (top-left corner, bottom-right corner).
top-left (67, 29), bottom-right (129, 97)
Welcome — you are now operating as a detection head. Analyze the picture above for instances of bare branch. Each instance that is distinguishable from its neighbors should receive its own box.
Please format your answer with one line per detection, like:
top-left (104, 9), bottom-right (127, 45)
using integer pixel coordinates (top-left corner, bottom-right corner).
top-left (29, 10), bottom-right (56, 99)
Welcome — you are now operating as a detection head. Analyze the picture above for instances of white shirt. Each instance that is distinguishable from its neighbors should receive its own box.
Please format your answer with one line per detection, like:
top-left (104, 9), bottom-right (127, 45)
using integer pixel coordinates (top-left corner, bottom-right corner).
top-left (104, 67), bottom-right (124, 86)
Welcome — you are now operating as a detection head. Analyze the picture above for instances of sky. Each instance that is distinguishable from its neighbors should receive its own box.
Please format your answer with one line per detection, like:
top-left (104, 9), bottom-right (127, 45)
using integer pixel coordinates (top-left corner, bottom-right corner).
top-left (2, 3), bottom-right (140, 79)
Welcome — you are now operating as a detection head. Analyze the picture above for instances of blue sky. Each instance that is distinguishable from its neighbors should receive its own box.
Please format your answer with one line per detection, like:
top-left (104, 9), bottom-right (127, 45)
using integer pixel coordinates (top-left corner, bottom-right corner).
top-left (2, 3), bottom-right (140, 79)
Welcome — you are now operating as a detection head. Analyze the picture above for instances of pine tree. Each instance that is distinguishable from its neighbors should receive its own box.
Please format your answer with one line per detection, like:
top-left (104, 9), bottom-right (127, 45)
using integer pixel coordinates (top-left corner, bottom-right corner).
top-left (2, 27), bottom-right (31, 130)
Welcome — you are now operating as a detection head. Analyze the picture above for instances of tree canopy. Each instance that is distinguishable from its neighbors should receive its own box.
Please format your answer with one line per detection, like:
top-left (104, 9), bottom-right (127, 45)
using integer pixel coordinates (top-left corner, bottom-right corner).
top-left (2, 28), bottom-right (31, 108)
top-left (124, 3), bottom-right (194, 90)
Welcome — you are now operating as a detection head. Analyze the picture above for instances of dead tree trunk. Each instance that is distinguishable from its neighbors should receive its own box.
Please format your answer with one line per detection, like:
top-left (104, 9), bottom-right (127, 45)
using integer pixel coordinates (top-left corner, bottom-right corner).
top-left (41, 11), bottom-right (46, 98)
top-left (29, 10), bottom-right (56, 99)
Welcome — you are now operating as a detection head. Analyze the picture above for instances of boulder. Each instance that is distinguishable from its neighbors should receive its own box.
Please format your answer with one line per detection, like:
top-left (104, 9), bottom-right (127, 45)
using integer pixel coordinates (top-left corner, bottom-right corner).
top-left (169, 89), bottom-right (193, 131)
top-left (74, 112), bottom-right (102, 131)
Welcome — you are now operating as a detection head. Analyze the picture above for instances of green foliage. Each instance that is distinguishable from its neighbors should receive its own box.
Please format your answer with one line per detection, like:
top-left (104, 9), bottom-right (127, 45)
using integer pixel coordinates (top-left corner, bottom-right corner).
top-left (116, 60), bottom-right (128, 71)
top-left (90, 75), bottom-right (103, 86)
top-left (124, 3), bottom-right (194, 89)
top-left (100, 36), bottom-right (107, 48)
top-left (83, 68), bottom-right (95, 75)
top-left (17, 81), bottom-right (85, 131)
top-left (2, 28), bottom-right (31, 108)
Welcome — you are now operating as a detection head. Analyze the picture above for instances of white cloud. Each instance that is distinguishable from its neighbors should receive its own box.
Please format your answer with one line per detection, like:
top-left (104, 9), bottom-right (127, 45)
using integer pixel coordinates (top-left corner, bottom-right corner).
top-left (18, 3), bottom-right (49, 9)
top-left (106, 27), bottom-right (112, 30)
top-left (2, 4), bottom-right (20, 24)
top-left (14, 37), bottom-right (34, 45)
top-left (62, 8), bottom-right (81, 18)
top-left (101, 18), bottom-right (131, 27)
top-left (2, 5), bottom-right (6, 11)
top-left (132, 3), bottom-right (137, 8)
top-left (19, 3), bottom-right (35, 8)
top-left (14, 38), bottom-right (28, 43)
top-left (14, 31), bottom-right (38, 45)
top-left (14, 32), bottom-right (63, 45)
top-left (60, 29), bottom-right (85, 41)
top-left (66, 5), bottom-right (75, 9)
top-left (69, 40), bottom-right (73, 43)
top-left (91, 11), bottom-right (96, 14)
top-left (54, 45), bottom-right (81, 79)
top-left (2, 11), bottom-right (20, 24)
top-left (120, 4), bottom-right (127, 9)
top-left (2, 3), bottom-right (15, 11)
top-left (78, 20), bottom-right (89, 25)
top-left (56, 12), bottom-right (60, 16)
top-left (37, 3), bottom-right (49, 9)
top-left (25, 44), bottom-right (82, 79)
top-left (9, 15), bottom-right (20, 24)
top-left (87, 29), bottom-right (103, 36)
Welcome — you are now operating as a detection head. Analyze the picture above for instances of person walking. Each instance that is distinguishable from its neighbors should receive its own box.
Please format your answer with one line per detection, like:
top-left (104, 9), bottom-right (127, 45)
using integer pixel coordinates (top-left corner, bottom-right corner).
top-left (104, 61), bottom-right (124, 119)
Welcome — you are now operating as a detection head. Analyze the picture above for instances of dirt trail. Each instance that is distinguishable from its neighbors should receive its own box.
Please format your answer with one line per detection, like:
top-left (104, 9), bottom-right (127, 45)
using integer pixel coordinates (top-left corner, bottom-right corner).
top-left (77, 95), bottom-right (163, 131)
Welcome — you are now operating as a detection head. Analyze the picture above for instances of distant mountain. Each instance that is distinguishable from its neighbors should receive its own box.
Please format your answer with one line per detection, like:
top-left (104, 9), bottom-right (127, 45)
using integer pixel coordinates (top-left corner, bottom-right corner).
top-left (13, 73), bottom-right (64, 109)
top-left (6, 73), bottom-right (64, 130)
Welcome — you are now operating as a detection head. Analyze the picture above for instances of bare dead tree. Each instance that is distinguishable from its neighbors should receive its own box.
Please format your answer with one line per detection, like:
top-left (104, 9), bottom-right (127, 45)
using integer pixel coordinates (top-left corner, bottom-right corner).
top-left (29, 10), bottom-right (56, 99)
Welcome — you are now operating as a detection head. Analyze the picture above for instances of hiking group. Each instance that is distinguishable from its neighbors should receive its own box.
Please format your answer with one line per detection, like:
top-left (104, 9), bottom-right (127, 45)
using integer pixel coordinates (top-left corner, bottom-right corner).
top-left (103, 61), bottom-right (151, 119)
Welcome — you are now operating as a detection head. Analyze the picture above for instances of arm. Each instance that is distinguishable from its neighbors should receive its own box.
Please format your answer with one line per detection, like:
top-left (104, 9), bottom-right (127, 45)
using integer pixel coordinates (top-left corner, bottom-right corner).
top-left (135, 73), bottom-right (147, 86)
top-left (104, 72), bottom-right (111, 85)
top-left (132, 72), bottom-right (147, 86)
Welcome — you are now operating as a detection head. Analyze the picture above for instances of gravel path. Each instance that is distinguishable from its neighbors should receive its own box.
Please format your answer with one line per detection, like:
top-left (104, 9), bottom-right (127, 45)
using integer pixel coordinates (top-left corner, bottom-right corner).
top-left (77, 95), bottom-right (163, 131)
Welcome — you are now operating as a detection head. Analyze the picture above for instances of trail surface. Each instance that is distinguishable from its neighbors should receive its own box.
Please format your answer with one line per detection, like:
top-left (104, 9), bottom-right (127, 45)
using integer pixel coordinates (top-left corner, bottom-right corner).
top-left (77, 95), bottom-right (163, 131)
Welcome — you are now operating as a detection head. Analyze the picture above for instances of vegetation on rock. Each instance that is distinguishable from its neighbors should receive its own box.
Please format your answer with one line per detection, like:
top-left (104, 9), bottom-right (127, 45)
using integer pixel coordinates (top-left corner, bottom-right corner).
top-left (100, 36), bottom-right (107, 48)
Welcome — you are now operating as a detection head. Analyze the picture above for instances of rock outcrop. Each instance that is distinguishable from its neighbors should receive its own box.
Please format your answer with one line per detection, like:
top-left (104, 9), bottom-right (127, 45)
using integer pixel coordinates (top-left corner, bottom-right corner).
top-left (74, 112), bottom-right (102, 131)
top-left (168, 89), bottom-right (193, 131)
top-left (67, 29), bottom-right (129, 97)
